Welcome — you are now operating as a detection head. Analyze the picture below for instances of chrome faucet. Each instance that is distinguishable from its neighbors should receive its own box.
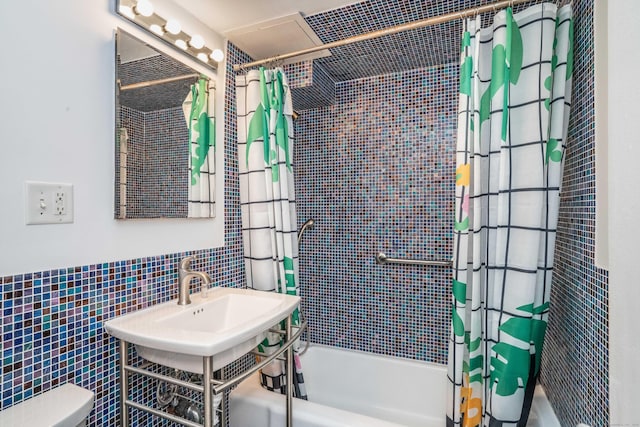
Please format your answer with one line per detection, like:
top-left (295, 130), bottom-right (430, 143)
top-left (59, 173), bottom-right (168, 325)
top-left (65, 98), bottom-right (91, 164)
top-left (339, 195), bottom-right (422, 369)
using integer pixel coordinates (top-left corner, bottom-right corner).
top-left (177, 256), bottom-right (212, 306)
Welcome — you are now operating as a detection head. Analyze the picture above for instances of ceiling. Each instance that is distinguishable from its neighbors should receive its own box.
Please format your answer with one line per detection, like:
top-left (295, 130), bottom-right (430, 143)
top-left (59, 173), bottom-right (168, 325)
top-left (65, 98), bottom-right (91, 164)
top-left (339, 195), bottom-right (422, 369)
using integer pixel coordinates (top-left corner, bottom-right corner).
top-left (171, 0), bottom-right (363, 34)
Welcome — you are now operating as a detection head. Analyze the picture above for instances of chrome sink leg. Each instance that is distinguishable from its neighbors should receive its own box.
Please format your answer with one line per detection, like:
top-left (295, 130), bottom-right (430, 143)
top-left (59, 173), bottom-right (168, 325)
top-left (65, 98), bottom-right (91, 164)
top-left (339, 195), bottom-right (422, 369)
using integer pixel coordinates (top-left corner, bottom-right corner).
top-left (286, 313), bottom-right (293, 427)
top-left (119, 340), bottom-right (129, 426)
top-left (203, 356), bottom-right (213, 427)
top-left (212, 369), bottom-right (225, 427)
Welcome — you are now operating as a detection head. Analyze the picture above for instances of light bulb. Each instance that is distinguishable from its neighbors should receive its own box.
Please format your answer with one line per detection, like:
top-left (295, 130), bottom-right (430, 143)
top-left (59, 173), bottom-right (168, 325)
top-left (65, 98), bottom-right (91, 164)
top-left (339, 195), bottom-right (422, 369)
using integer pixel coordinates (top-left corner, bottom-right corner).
top-left (135, 0), bottom-right (154, 17)
top-left (150, 24), bottom-right (164, 36)
top-left (165, 19), bottom-right (181, 35)
top-left (210, 49), bottom-right (224, 62)
top-left (189, 35), bottom-right (205, 49)
top-left (119, 5), bottom-right (135, 19)
top-left (197, 53), bottom-right (209, 63)
top-left (175, 39), bottom-right (188, 50)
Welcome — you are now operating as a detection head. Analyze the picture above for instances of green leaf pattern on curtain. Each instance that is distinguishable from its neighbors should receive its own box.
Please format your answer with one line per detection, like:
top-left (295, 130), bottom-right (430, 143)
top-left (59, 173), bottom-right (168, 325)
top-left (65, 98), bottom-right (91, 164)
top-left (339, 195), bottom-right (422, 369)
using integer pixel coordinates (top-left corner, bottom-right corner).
top-left (246, 102), bottom-right (268, 168)
top-left (478, 9), bottom-right (523, 141)
top-left (460, 32), bottom-right (473, 96)
top-left (447, 4), bottom-right (573, 426)
top-left (452, 279), bottom-right (466, 337)
top-left (246, 68), bottom-right (293, 183)
top-left (188, 79), bottom-right (214, 185)
top-left (183, 77), bottom-right (215, 218)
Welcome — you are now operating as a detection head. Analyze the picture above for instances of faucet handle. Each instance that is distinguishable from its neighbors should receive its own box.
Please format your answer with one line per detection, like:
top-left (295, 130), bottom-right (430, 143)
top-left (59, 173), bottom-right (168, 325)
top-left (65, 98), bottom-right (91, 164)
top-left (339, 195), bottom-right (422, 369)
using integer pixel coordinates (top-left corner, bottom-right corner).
top-left (180, 255), bottom-right (196, 271)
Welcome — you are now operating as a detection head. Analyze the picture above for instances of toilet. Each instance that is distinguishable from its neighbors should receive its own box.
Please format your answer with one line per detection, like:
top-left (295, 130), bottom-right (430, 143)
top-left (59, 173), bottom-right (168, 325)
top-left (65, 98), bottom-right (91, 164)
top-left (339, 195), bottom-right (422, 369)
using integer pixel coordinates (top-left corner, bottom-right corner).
top-left (0, 383), bottom-right (94, 426)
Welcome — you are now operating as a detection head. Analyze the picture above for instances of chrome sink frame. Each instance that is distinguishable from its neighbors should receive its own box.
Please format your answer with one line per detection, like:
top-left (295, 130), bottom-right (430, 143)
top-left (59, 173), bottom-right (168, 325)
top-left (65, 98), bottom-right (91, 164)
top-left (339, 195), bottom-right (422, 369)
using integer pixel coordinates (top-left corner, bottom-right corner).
top-left (118, 313), bottom-right (306, 427)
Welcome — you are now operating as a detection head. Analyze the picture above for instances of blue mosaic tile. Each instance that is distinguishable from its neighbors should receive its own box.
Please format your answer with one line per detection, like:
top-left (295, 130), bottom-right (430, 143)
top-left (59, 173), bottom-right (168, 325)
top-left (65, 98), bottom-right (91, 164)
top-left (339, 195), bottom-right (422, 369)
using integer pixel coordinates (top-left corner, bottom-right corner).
top-left (117, 106), bottom-right (189, 219)
top-left (540, 0), bottom-right (609, 426)
top-left (118, 54), bottom-right (196, 112)
top-left (303, 0), bottom-right (544, 82)
top-left (282, 61), bottom-right (314, 88)
top-left (275, 0), bottom-right (546, 109)
top-left (294, 63), bottom-right (458, 364)
top-left (289, 62), bottom-right (336, 110)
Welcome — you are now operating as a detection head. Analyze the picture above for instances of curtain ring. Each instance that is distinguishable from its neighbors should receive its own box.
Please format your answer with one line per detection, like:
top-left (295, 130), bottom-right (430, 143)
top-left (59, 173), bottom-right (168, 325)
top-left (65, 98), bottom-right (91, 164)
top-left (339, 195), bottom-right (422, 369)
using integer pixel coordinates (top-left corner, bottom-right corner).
top-left (267, 57), bottom-right (284, 70)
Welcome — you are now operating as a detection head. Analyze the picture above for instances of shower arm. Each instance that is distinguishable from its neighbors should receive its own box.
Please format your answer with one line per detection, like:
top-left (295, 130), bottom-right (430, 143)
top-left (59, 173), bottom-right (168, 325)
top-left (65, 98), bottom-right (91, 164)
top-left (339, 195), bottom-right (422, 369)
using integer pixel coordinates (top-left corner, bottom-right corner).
top-left (297, 218), bottom-right (315, 244)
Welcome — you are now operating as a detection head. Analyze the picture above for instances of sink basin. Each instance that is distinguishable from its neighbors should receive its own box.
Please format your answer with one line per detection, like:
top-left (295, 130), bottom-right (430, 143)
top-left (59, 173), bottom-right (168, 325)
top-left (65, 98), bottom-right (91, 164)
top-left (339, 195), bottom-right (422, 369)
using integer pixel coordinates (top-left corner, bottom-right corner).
top-left (104, 287), bottom-right (300, 374)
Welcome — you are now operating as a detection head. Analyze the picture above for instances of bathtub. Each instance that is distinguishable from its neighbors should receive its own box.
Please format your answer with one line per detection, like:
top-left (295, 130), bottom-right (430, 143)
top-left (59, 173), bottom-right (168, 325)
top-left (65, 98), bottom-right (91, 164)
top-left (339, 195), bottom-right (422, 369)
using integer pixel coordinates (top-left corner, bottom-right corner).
top-left (229, 344), bottom-right (560, 427)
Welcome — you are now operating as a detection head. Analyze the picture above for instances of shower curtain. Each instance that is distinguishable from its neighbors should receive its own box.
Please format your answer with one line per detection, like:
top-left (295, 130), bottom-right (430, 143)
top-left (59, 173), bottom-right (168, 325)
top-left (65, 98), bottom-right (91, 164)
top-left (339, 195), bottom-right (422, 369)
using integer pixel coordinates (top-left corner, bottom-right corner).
top-left (236, 67), bottom-right (307, 399)
top-left (447, 3), bottom-right (573, 426)
top-left (183, 77), bottom-right (215, 218)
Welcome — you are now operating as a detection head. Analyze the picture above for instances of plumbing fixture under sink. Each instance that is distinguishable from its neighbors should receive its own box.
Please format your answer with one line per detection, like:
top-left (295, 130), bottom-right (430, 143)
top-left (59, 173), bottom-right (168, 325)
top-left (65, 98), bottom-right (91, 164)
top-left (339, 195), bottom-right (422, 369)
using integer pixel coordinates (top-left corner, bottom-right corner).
top-left (104, 287), bottom-right (300, 374)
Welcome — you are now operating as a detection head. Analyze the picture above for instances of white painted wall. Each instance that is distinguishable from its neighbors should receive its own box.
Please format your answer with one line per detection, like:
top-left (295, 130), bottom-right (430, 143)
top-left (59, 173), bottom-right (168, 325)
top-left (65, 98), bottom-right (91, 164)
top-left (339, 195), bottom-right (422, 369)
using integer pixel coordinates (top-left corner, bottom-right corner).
top-left (0, 0), bottom-right (227, 276)
top-left (608, 0), bottom-right (640, 424)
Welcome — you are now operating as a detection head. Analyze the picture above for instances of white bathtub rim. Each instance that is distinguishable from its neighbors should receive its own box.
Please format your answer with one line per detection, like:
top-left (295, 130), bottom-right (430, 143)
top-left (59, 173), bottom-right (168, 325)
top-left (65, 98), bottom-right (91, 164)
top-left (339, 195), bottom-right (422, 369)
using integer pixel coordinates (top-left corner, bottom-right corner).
top-left (231, 370), bottom-right (409, 427)
top-left (528, 386), bottom-right (561, 427)
top-left (299, 342), bottom-right (447, 425)
top-left (231, 343), bottom-right (446, 427)
top-left (299, 342), bottom-right (447, 371)
top-left (299, 344), bottom-right (560, 427)
top-left (230, 343), bottom-right (560, 427)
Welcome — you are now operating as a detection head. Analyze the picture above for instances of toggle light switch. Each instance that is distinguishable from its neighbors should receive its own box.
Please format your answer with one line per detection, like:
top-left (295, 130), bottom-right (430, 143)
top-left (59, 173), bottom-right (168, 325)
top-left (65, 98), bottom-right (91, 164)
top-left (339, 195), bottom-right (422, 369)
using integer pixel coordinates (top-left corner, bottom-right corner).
top-left (25, 181), bottom-right (74, 225)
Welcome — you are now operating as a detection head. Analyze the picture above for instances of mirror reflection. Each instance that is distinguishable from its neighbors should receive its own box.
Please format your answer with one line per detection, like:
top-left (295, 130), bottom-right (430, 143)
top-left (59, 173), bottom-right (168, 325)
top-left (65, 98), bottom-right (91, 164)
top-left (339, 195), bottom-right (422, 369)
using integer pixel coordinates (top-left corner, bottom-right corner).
top-left (115, 29), bottom-right (216, 219)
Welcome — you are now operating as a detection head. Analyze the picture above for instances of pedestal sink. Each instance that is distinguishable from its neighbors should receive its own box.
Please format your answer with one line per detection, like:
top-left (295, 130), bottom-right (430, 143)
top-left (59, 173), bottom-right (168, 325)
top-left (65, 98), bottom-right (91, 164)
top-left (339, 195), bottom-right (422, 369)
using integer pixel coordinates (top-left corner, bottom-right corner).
top-left (104, 287), bottom-right (300, 374)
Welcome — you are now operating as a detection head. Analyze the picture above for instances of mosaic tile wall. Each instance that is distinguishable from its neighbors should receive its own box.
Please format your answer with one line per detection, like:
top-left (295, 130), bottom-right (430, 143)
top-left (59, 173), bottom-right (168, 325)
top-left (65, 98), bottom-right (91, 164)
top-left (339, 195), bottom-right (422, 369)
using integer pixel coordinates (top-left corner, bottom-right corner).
top-left (142, 107), bottom-right (189, 218)
top-left (303, 0), bottom-right (543, 82)
top-left (539, 0), bottom-right (610, 426)
top-left (117, 106), bottom-right (145, 218)
top-left (294, 63), bottom-right (458, 363)
top-left (0, 42), bottom-right (250, 426)
top-left (118, 54), bottom-right (196, 112)
top-left (285, 62), bottom-right (336, 110)
top-left (117, 52), bottom-right (197, 219)
top-left (117, 106), bottom-right (189, 219)
top-left (282, 61), bottom-right (314, 87)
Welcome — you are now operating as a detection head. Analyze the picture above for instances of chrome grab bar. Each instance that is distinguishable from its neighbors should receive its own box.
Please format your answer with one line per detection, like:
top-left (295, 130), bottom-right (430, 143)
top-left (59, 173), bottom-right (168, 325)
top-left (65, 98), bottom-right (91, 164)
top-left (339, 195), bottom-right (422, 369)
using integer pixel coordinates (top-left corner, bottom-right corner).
top-left (375, 252), bottom-right (452, 267)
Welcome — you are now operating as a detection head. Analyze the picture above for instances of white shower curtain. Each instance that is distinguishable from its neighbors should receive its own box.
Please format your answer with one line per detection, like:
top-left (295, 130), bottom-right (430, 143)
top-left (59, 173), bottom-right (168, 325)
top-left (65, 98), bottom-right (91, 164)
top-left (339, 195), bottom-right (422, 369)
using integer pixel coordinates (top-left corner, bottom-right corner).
top-left (447, 4), bottom-right (573, 426)
top-left (236, 67), bottom-right (307, 399)
top-left (183, 77), bottom-right (215, 218)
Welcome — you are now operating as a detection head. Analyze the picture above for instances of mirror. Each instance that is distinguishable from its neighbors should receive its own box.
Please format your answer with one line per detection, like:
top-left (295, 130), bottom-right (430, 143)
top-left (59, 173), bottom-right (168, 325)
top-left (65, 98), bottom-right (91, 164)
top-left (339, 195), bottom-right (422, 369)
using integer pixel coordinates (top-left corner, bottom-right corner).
top-left (115, 29), bottom-right (216, 219)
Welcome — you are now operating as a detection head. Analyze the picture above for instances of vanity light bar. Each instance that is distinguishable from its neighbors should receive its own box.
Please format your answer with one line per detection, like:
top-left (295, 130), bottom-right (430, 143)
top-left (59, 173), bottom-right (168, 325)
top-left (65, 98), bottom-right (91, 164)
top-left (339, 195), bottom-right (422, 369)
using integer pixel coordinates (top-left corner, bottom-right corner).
top-left (116, 0), bottom-right (224, 71)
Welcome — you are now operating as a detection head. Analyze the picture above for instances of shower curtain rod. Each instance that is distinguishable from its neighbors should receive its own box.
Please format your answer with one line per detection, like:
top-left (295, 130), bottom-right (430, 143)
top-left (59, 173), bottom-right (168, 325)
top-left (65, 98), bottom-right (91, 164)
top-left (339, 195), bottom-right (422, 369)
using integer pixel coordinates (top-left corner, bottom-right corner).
top-left (233, 0), bottom-right (534, 71)
top-left (119, 73), bottom-right (201, 91)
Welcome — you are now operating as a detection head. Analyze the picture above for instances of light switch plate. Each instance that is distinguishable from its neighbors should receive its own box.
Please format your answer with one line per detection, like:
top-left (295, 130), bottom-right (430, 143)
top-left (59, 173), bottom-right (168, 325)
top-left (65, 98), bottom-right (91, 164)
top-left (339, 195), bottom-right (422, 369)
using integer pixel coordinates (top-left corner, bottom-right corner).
top-left (25, 181), bottom-right (74, 225)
